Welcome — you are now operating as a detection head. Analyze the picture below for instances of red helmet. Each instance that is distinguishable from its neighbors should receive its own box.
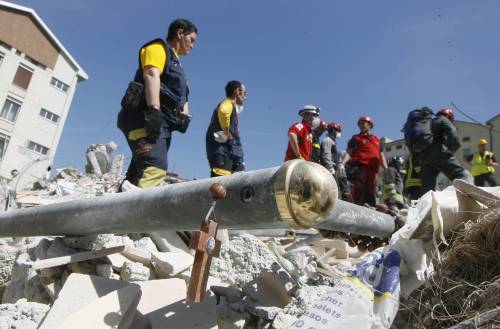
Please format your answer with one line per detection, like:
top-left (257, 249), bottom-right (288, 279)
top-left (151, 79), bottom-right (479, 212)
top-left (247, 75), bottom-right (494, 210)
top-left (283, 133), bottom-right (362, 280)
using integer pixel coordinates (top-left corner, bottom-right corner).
top-left (327, 122), bottom-right (342, 132)
top-left (318, 120), bottom-right (327, 130)
top-left (438, 108), bottom-right (454, 121)
top-left (358, 116), bottom-right (374, 128)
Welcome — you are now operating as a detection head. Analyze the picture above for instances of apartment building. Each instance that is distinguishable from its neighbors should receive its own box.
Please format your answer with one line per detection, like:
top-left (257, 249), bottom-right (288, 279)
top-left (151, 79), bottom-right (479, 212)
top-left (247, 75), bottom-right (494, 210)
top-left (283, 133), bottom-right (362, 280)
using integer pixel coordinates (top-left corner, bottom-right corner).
top-left (382, 115), bottom-right (500, 186)
top-left (0, 1), bottom-right (88, 188)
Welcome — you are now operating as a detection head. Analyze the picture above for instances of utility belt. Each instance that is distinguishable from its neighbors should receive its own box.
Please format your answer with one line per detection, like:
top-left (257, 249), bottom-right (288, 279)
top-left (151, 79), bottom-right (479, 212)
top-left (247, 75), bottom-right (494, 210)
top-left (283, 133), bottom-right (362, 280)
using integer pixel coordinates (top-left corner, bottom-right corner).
top-left (121, 81), bottom-right (190, 133)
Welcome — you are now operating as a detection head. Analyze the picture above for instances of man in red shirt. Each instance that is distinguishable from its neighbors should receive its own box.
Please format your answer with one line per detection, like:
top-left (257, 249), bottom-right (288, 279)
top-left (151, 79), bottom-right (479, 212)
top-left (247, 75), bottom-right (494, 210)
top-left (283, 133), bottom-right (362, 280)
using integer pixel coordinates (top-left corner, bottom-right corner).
top-left (341, 116), bottom-right (388, 206)
top-left (285, 105), bottom-right (321, 161)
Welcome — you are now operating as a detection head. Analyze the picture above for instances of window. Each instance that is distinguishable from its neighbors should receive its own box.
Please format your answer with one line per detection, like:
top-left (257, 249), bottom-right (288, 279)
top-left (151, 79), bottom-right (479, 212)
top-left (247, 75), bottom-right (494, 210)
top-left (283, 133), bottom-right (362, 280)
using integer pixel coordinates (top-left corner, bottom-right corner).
top-left (0, 98), bottom-right (21, 123)
top-left (0, 52), bottom-right (4, 66)
top-left (396, 145), bottom-right (403, 150)
top-left (0, 133), bottom-right (10, 161)
top-left (28, 141), bottom-right (49, 155)
top-left (385, 146), bottom-right (392, 152)
top-left (40, 108), bottom-right (60, 123)
top-left (12, 65), bottom-right (34, 90)
top-left (50, 77), bottom-right (69, 92)
top-left (462, 136), bottom-right (471, 142)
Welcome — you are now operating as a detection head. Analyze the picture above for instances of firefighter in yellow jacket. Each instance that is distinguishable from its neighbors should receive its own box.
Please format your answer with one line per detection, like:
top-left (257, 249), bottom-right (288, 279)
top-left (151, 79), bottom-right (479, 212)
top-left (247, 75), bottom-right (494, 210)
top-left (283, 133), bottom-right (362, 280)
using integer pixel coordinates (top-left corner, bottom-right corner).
top-left (466, 139), bottom-right (498, 187)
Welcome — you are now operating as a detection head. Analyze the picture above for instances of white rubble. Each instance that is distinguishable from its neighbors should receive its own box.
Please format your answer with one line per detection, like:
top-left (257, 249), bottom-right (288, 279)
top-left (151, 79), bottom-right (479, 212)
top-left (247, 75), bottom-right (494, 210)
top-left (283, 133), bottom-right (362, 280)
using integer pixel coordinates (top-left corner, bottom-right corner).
top-left (0, 299), bottom-right (49, 329)
top-left (211, 234), bottom-right (277, 287)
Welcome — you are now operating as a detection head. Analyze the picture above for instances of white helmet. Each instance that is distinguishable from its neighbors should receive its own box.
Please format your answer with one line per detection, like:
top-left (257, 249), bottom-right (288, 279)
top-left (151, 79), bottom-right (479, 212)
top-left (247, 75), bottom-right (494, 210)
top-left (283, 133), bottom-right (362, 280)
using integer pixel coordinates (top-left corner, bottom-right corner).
top-left (298, 105), bottom-right (320, 116)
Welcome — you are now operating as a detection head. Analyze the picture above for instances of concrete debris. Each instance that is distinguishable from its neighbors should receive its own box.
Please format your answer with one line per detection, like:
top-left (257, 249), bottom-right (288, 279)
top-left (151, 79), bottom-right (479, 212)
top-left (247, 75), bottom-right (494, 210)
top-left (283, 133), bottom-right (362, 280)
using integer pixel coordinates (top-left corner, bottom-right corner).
top-left (84, 141), bottom-right (118, 176)
top-left (120, 261), bottom-right (155, 282)
top-left (151, 251), bottom-right (193, 277)
top-left (211, 234), bottom-right (277, 287)
top-left (0, 299), bottom-right (49, 329)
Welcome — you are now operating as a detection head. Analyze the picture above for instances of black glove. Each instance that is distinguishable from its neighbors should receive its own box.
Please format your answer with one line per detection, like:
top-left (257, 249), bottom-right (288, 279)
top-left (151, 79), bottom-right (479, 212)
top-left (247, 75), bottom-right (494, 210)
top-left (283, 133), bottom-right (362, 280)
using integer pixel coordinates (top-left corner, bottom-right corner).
top-left (144, 106), bottom-right (163, 140)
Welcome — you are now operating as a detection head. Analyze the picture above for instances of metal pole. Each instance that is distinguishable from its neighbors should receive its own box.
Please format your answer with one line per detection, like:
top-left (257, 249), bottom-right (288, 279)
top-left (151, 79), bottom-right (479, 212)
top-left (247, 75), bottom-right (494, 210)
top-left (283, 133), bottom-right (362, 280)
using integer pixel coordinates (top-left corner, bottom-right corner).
top-left (314, 200), bottom-right (395, 238)
top-left (0, 160), bottom-right (338, 237)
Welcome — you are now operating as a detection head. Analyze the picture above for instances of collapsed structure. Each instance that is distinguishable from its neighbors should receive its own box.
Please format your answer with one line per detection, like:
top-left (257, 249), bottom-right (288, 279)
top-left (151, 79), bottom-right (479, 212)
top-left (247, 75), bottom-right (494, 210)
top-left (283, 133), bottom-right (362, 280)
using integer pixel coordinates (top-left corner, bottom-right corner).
top-left (0, 147), bottom-right (498, 329)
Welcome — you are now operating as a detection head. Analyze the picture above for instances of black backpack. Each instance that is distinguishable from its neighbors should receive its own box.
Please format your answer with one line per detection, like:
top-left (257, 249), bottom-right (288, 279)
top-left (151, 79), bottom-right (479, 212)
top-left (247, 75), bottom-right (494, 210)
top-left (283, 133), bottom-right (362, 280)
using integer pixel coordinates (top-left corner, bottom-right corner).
top-left (402, 107), bottom-right (434, 153)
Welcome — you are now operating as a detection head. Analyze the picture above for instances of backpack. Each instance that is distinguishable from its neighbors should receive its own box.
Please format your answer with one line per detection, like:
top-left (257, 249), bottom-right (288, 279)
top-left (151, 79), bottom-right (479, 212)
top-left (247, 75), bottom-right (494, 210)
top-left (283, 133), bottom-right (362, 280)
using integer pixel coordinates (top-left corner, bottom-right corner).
top-left (402, 107), bottom-right (434, 153)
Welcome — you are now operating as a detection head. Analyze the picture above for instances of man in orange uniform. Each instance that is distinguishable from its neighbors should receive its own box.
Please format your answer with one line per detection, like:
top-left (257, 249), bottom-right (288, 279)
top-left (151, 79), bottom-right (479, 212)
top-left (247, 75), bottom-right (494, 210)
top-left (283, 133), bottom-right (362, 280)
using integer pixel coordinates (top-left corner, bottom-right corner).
top-left (342, 116), bottom-right (387, 206)
top-left (285, 105), bottom-right (321, 161)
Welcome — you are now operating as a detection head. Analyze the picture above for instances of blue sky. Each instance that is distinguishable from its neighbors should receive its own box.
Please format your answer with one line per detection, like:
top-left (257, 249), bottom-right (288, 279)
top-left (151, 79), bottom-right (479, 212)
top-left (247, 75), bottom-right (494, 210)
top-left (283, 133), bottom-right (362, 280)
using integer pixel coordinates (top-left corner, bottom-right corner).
top-left (11, 0), bottom-right (500, 178)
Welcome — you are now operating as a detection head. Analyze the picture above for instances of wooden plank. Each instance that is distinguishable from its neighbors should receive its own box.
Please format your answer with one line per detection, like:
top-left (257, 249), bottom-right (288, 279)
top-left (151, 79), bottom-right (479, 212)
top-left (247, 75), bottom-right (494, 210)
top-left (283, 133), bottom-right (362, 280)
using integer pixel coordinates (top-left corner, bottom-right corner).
top-left (32, 245), bottom-right (125, 270)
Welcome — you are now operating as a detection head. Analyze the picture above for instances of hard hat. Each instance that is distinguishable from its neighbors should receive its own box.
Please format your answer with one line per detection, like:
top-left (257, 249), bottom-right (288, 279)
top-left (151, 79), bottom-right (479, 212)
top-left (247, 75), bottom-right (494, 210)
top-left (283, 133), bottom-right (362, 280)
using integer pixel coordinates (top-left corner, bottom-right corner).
top-left (327, 122), bottom-right (342, 132)
top-left (437, 108), bottom-right (454, 121)
top-left (478, 138), bottom-right (488, 146)
top-left (318, 120), bottom-right (327, 130)
top-left (358, 115), bottom-right (374, 128)
top-left (299, 105), bottom-right (320, 116)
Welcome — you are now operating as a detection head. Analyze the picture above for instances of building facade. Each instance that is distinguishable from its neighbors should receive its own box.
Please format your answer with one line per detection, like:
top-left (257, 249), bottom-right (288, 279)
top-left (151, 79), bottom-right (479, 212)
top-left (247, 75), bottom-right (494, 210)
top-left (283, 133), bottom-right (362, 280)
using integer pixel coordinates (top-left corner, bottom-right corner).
top-left (0, 1), bottom-right (87, 188)
top-left (382, 115), bottom-right (500, 187)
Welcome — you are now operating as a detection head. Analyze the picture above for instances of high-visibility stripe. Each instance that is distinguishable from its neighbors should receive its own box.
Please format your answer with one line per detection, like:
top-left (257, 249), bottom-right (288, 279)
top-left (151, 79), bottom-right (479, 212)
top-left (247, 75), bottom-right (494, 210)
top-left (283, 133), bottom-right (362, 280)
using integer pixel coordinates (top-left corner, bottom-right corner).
top-left (138, 166), bottom-right (167, 188)
top-left (128, 128), bottom-right (147, 141)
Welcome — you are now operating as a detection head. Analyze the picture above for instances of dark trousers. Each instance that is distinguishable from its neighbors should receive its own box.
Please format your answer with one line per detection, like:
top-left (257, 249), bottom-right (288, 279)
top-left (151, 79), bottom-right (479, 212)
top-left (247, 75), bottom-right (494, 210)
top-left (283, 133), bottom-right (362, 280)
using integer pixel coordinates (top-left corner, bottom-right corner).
top-left (473, 173), bottom-right (498, 187)
top-left (420, 146), bottom-right (467, 194)
top-left (405, 186), bottom-right (422, 202)
top-left (351, 165), bottom-right (378, 207)
top-left (118, 108), bottom-right (171, 187)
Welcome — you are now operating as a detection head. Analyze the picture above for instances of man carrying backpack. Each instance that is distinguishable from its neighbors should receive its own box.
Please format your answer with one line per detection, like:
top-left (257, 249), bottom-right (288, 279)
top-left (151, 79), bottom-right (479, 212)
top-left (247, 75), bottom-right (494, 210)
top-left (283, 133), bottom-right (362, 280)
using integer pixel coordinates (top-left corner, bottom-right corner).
top-left (405, 107), bottom-right (467, 194)
top-left (117, 19), bottom-right (197, 188)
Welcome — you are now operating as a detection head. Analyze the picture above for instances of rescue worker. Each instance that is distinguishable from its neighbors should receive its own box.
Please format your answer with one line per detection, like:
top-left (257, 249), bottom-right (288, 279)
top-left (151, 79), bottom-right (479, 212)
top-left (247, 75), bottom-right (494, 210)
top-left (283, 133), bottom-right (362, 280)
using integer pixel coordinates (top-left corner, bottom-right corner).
top-left (341, 116), bottom-right (388, 207)
top-left (284, 105), bottom-right (321, 161)
top-left (419, 108), bottom-right (467, 194)
top-left (117, 19), bottom-right (197, 188)
top-left (205, 81), bottom-right (247, 177)
top-left (466, 139), bottom-right (498, 186)
top-left (310, 120), bottom-right (327, 163)
top-left (404, 153), bottom-right (422, 202)
top-left (382, 156), bottom-right (406, 210)
top-left (321, 122), bottom-right (352, 201)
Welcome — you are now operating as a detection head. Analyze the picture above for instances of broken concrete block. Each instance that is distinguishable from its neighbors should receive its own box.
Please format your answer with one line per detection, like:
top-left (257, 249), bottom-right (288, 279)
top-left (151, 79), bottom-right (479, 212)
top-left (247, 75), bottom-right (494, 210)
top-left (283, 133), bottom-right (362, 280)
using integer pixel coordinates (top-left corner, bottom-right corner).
top-left (93, 234), bottom-right (134, 250)
top-left (131, 278), bottom-right (218, 329)
top-left (151, 251), bottom-right (193, 278)
top-left (106, 252), bottom-right (130, 271)
top-left (148, 231), bottom-right (190, 253)
top-left (38, 273), bottom-right (132, 329)
top-left (32, 245), bottom-right (125, 270)
top-left (121, 247), bottom-right (151, 266)
top-left (2, 252), bottom-right (50, 304)
top-left (133, 237), bottom-right (158, 253)
top-left (55, 283), bottom-right (141, 329)
top-left (120, 261), bottom-right (155, 282)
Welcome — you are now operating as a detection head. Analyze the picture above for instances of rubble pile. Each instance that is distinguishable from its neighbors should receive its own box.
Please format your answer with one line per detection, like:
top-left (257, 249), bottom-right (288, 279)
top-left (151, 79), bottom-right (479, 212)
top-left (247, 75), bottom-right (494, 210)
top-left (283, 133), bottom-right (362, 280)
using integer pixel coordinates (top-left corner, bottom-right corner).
top-left (0, 144), bottom-right (498, 328)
